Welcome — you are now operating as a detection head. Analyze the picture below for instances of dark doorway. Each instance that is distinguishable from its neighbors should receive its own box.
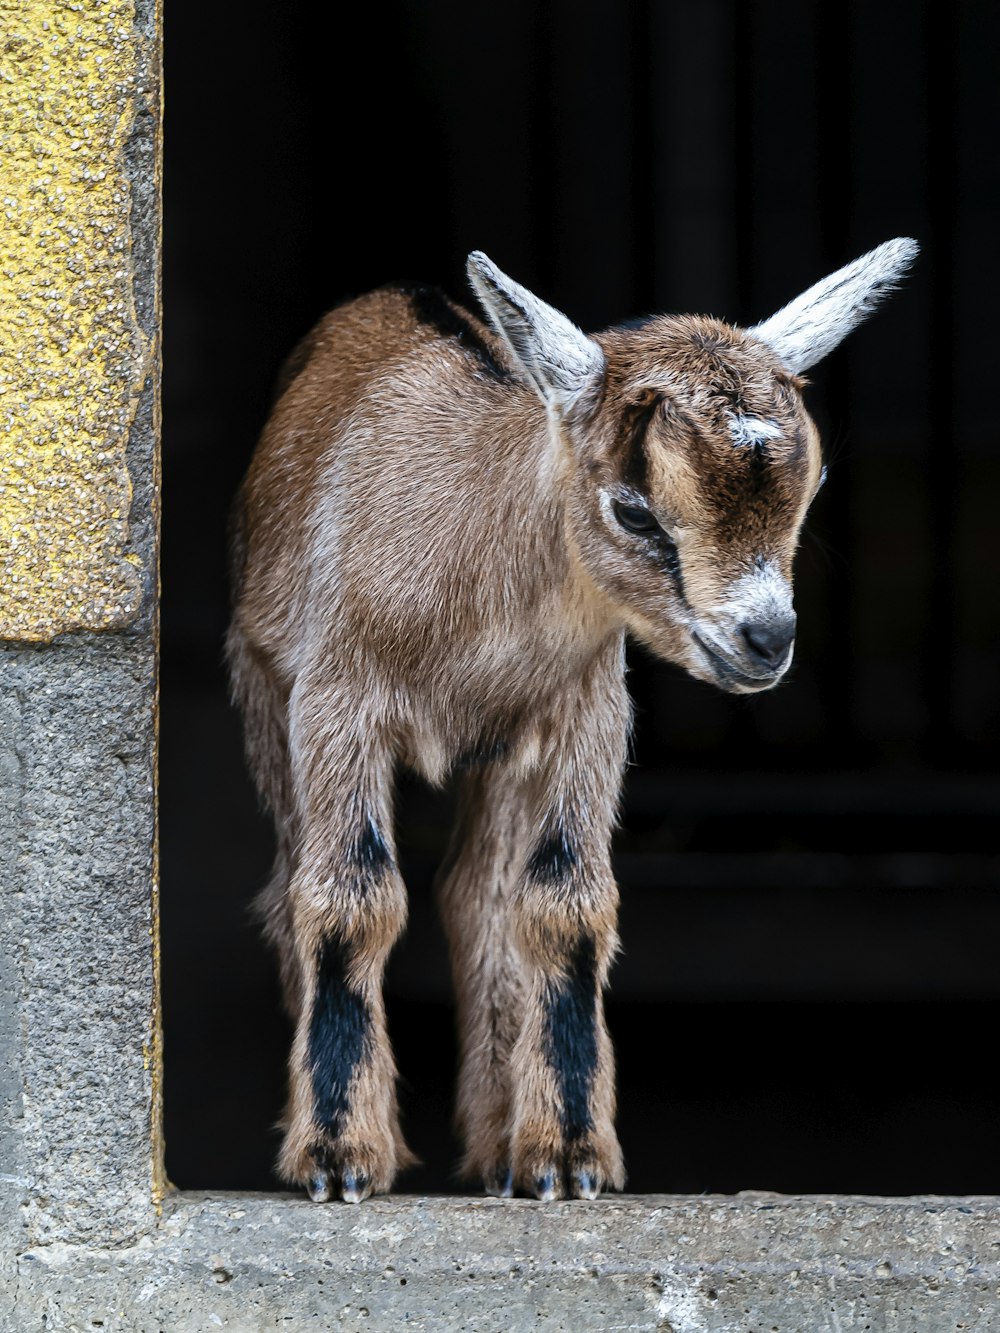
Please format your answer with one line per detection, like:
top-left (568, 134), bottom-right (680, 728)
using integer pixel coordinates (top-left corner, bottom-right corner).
top-left (161, 1), bottom-right (1000, 1195)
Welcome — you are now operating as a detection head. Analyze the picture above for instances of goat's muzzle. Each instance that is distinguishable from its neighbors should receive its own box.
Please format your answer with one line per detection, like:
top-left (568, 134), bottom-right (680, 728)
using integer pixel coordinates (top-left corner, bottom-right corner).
top-left (692, 620), bottom-right (795, 694)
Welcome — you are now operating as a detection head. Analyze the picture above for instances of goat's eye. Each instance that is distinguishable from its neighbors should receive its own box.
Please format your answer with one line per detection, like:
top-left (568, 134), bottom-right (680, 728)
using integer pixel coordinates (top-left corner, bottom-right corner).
top-left (613, 501), bottom-right (661, 534)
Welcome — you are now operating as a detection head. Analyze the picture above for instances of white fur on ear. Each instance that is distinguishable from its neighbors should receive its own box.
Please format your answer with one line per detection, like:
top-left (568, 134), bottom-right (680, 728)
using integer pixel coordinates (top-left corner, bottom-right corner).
top-left (467, 251), bottom-right (604, 411)
top-left (750, 237), bottom-right (919, 373)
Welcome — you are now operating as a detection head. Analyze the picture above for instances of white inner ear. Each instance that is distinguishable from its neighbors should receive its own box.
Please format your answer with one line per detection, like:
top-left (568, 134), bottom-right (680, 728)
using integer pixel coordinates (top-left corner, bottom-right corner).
top-left (467, 251), bottom-right (604, 411)
top-left (750, 237), bottom-right (919, 373)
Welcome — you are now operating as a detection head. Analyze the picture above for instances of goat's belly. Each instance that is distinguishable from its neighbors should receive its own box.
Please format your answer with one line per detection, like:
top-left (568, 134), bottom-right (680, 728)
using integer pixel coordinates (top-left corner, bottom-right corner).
top-left (400, 710), bottom-right (544, 788)
top-left (396, 646), bottom-right (568, 787)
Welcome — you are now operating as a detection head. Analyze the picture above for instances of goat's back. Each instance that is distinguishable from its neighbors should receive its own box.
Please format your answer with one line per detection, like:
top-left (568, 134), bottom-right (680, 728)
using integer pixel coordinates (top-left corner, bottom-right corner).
top-left (230, 286), bottom-right (566, 700)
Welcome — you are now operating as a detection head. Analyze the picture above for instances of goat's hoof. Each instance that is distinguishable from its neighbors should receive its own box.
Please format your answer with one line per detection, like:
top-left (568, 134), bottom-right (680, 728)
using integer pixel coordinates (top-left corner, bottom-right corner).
top-left (570, 1169), bottom-right (599, 1201)
top-left (533, 1169), bottom-right (563, 1202)
top-left (289, 1137), bottom-right (398, 1203)
top-left (514, 1135), bottom-right (623, 1199)
top-left (340, 1171), bottom-right (372, 1204)
top-left (483, 1166), bottom-right (513, 1198)
top-left (528, 1166), bottom-right (603, 1200)
top-left (304, 1166), bottom-right (375, 1203)
top-left (307, 1170), bottom-right (332, 1203)
top-left (304, 1165), bottom-right (375, 1204)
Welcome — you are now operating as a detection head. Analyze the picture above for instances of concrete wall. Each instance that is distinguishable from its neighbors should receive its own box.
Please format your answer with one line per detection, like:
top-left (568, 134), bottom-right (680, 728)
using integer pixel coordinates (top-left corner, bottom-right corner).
top-left (0, 0), bottom-right (164, 1275)
top-left (2, 3), bottom-right (1000, 1329)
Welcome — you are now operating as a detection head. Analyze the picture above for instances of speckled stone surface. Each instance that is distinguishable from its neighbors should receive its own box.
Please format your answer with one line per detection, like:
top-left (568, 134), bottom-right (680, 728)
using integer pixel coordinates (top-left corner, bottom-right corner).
top-left (0, 636), bottom-right (161, 1256)
top-left (7, 1191), bottom-right (1000, 1331)
top-left (0, 0), bottom-right (159, 641)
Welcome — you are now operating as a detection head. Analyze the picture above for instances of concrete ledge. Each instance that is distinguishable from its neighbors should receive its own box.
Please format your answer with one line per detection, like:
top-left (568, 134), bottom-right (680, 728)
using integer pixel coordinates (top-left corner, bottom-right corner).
top-left (8, 1191), bottom-right (1000, 1330)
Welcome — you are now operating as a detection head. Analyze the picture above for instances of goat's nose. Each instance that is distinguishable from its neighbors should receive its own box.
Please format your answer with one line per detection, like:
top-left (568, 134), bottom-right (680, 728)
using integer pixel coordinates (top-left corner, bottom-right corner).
top-left (741, 616), bottom-right (796, 669)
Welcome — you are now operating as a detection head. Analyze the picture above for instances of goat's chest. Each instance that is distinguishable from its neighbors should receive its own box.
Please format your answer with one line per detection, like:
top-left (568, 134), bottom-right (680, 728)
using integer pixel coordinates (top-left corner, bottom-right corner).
top-left (398, 616), bottom-right (604, 785)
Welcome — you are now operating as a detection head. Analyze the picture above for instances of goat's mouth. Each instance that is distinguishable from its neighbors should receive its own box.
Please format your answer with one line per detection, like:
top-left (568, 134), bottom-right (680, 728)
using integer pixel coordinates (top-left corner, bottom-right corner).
top-left (691, 631), bottom-right (788, 694)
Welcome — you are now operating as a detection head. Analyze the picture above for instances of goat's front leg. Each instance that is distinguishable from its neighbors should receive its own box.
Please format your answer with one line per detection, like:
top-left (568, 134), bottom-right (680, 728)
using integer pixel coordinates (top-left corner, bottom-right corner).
top-left (510, 643), bottom-right (630, 1200)
top-left (278, 673), bottom-right (414, 1202)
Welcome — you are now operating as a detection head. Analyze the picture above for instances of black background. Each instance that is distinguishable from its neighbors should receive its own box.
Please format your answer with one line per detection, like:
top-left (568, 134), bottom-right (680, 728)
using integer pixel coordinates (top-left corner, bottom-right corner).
top-left (162, 1), bottom-right (1000, 1195)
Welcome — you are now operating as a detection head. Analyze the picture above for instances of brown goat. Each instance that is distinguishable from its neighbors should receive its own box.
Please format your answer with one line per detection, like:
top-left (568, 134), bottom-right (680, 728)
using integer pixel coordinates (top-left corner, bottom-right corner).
top-left (227, 240), bottom-right (917, 1202)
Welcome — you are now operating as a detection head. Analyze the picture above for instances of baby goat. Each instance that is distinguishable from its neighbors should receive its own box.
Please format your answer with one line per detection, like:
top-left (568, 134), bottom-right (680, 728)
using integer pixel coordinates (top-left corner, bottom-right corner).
top-left (227, 239), bottom-right (917, 1202)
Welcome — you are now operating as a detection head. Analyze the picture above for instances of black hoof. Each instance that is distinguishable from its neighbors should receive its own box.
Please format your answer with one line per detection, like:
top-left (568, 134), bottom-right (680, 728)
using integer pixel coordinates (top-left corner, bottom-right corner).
top-left (572, 1170), bottom-right (598, 1200)
top-left (534, 1170), bottom-right (560, 1201)
top-left (307, 1171), bottom-right (332, 1203)
top-left (341, 1171), bottom-right (371, 1203)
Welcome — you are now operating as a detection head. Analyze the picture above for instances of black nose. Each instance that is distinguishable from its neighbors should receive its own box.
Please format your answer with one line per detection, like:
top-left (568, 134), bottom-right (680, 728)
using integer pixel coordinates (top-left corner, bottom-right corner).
top-left (741, 617), bottom-right (796, 669)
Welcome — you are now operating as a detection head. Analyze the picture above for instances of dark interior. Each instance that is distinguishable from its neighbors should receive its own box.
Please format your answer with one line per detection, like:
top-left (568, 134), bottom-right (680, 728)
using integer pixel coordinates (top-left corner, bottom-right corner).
top-left (162, 0), bottom-right (1000, 1195)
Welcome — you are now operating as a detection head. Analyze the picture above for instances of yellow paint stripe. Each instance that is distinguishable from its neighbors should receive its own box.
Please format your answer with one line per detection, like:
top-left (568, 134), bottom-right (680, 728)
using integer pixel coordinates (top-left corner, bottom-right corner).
top-left (0, 0), bottom-right (151, 641)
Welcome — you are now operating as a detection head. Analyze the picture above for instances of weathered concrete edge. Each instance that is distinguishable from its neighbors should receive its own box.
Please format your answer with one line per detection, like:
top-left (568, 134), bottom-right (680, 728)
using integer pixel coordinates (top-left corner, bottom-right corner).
top-left (8, 1192), bottom-right (1000, 1330)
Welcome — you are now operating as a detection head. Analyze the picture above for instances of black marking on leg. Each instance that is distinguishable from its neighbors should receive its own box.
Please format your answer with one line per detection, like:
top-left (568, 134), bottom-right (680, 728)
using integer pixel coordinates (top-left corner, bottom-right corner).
top-left (309, 935), bottom-right (371, 1136)
top-left (352, 811), bottom-right (393, 883)
top-left (526, 821), bottom-right (577, 884)
top-left (543, 934), bottom-right (598, 1141)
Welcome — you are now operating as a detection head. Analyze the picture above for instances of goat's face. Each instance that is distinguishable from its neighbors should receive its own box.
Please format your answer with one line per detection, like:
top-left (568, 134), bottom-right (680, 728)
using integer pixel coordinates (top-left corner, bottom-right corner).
top-left (565, 318), bottom-right (822, 692)
top-left (467, 239), bottom-right (917, 694)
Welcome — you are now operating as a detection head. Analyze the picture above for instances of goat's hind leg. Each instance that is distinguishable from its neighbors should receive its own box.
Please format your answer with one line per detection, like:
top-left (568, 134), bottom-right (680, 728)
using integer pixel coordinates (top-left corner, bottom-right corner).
top-left (280, 672), bottom-right (414, 1201)
top-left (226, 625), bottom-right (304, 1017)
top-left (437, 767), bottom-right (529, 1196)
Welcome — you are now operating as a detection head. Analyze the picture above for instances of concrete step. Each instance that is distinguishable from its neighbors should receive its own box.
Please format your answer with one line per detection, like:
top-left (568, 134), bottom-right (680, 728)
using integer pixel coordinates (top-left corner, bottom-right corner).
top-left (9, 1191), bottom-right (1000, 1331)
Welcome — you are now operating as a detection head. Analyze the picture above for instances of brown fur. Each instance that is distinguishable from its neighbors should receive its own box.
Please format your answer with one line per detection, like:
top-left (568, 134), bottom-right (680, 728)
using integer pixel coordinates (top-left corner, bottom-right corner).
top-left (227, 275), bottom-right (826, 1202)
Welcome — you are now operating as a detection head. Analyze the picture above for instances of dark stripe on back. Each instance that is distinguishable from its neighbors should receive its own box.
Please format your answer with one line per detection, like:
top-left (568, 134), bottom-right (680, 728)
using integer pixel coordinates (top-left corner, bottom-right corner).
top-left (614, 313), bottom-right (659, 333)
top-left (402, 284), bottom-right (512, 381)
top-left (543, 935), bottom-right (599, 1141)
top-left (309, 934), bottom-right (370, 1136)
top-left (526, 821), bottom-right (578, 883)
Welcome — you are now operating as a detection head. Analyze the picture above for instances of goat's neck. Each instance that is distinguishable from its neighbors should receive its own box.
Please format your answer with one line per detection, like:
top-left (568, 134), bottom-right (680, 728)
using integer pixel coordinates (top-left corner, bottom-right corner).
top-left (527, 408), bottom-right (623, 655)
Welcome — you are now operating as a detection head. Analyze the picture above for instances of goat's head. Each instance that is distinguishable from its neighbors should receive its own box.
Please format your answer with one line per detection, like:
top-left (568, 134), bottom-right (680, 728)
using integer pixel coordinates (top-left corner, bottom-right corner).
top-left (468, 239), bottom-right (917, 693)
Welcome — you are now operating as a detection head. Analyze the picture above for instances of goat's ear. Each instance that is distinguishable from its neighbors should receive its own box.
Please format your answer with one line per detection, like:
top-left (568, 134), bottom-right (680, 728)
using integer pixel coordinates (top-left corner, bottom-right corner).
top-left (467, 251), bottom-right (604, 411)
top-left (749, 238), bottom-right (919, 373)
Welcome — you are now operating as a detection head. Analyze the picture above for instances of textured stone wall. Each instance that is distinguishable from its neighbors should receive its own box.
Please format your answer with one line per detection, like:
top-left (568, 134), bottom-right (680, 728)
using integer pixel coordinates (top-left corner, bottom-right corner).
top-left (0, 0), bottom-right (163, 1285)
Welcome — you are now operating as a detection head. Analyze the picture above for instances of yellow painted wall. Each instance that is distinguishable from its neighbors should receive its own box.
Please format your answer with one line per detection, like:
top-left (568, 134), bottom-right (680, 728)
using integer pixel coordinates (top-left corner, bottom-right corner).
top-left (0, 1), bottom-right (155, 641)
